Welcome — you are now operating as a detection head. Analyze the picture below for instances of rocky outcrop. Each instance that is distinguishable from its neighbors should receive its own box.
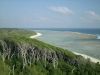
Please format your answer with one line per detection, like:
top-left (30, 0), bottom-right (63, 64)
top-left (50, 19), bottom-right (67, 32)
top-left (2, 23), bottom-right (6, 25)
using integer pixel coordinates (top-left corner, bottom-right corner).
top-left (0, 40), bottom-right (60, 68)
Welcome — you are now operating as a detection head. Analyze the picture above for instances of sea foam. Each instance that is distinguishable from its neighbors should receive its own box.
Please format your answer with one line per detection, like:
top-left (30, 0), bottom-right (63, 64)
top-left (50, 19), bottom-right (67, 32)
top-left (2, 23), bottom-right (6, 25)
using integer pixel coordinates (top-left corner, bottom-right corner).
top-left (97, 35), bottom-right (100, 39)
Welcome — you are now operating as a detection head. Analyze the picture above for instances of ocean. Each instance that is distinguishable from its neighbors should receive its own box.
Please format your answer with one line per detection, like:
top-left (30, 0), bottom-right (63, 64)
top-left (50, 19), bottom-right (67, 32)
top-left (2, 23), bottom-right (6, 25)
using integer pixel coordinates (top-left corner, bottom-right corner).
top-left (27, 28), bottom-right (100, 60)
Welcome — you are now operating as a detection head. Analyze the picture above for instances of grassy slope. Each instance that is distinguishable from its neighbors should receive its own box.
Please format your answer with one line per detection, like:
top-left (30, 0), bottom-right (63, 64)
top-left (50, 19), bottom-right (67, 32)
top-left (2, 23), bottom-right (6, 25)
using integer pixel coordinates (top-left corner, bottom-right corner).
top-left (0, 28), bottom-right (100, 75)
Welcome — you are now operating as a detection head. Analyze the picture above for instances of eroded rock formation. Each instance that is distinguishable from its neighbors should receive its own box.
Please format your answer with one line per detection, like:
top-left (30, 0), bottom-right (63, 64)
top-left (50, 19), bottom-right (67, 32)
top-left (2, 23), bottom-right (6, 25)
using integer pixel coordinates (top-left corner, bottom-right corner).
top-left (0, 40), bottom-right (60, 68)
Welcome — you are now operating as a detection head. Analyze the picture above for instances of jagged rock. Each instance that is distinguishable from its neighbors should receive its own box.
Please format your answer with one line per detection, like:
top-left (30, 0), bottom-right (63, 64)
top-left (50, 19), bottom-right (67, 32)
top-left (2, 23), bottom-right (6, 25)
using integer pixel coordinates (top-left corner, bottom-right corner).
top-left (0, 40), bottom-right (59, 68)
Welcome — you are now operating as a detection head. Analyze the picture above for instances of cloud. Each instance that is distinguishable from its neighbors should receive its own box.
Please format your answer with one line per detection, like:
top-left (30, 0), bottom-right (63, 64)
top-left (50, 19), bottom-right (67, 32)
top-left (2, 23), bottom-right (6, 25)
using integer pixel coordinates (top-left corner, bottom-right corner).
top-left (0, 17), bottom-right (12, 21)
top-left (22, 12), bottom-right (47, 22)
top-left (48, 6), bottom-right (74, 14)
top-left (29, 12), bottom-right (46, 21)
top-left (86, 11), bottom-right (100, 20)
top-left (80, 11), bottom-right (100, 23)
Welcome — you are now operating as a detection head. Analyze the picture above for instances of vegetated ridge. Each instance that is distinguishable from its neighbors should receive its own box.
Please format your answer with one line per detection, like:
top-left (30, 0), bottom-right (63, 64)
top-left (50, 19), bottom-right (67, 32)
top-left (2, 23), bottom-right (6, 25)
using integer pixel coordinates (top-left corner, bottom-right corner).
top-left (0, 28), bottom-right (100, 75)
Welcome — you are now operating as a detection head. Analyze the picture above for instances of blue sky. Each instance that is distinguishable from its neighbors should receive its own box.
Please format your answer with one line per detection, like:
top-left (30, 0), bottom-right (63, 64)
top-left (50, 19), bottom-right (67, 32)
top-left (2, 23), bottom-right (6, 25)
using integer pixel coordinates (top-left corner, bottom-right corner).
top-left (0, 0), bottom-right (100, 28)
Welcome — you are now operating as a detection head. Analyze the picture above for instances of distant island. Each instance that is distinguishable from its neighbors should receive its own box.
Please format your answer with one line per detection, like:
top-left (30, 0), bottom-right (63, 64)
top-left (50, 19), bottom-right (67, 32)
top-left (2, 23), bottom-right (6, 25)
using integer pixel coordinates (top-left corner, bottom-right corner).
top-left (0, 28), bottom-right (100, 75)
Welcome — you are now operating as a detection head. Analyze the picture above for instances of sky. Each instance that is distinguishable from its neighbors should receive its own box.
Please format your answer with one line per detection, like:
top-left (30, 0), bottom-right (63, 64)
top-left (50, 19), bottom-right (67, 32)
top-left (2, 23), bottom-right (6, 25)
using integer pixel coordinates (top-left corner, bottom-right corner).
top-left (0, 0), bottom-right (100, 28)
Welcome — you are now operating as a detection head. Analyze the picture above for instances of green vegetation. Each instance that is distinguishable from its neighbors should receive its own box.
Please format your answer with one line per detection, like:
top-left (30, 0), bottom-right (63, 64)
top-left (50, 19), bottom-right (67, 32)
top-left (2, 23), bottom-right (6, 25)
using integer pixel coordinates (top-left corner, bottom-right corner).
top-left (0, 28), bottom-right (100, 75)
top-left (0, 28), bottom-right (36, 39)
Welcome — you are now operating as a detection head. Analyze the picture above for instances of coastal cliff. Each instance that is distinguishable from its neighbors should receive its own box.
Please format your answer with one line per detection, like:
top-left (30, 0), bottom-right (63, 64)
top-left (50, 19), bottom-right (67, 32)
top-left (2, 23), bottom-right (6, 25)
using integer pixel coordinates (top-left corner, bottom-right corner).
top-left (0, 40), bottom-right (59, 68)
top-left (0, 28), bottom-right (100, 75)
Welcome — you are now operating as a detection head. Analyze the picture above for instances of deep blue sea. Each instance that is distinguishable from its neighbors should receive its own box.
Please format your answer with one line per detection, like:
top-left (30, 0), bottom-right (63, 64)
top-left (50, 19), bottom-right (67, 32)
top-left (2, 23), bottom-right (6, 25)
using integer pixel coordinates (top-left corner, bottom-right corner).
top-left (27, 28), bottom-right (100, 60)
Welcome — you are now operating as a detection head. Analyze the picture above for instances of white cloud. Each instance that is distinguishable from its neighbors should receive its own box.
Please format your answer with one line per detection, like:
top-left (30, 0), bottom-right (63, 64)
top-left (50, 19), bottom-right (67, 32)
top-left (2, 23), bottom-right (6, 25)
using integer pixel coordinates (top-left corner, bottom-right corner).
top-left (0, 17), bottom-right (12, 21)
top-left (22, 12), bottom-right (47, 22)
top-left (29, 12), bottom-right (46, 21)
top-left (86, 11), bottom-right (100, 20)
top-left (80, 11), bottom-right (100, 23)
top-left (49, 6), bottom-right (74, 14)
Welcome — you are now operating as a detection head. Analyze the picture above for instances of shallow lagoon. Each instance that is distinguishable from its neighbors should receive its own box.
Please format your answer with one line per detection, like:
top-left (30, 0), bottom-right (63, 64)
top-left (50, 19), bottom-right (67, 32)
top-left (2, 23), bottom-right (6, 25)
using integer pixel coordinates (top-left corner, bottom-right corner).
top-left (35, 30), bottom-right (100, 60)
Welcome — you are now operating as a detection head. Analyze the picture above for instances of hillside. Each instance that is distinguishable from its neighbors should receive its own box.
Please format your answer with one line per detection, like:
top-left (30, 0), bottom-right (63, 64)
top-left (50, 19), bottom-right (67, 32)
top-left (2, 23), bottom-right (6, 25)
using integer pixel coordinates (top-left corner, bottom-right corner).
top-left (0, 28), bottom-right (100, 75)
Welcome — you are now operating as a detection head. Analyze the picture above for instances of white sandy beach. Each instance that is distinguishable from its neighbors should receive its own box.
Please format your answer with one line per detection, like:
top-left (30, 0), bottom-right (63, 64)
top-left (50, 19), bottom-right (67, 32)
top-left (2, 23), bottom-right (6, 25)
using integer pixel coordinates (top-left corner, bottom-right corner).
top-left (73, 52), bottom-right (100, 63)
top-left (30, 33), bottom-right (42, 38)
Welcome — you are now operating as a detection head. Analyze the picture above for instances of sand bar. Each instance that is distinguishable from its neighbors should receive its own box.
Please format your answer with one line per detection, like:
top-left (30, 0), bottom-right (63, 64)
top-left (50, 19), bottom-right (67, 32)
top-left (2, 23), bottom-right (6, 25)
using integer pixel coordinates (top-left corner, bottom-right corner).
top-left (53, 31), bottom-right (97, 39)
top-left (30, 33), bottom-right (42, 38)
top-left (73, 52), bottom-right (100, 63)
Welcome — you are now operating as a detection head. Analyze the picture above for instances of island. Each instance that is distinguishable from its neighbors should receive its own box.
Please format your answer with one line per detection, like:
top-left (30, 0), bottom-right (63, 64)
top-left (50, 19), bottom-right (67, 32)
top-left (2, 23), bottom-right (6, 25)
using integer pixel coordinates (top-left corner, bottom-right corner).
top-left (0, 28), bottom-right (100, 75)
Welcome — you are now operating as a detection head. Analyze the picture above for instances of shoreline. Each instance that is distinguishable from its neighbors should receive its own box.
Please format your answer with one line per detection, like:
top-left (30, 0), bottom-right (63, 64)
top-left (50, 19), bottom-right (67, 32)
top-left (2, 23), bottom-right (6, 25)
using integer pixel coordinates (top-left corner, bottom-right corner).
top-left (73, 52), bottom-right (100, 63)
top-left (30, 32), bottom-right (100, 63)
top-left (30, 32), bottom-right (42, 38)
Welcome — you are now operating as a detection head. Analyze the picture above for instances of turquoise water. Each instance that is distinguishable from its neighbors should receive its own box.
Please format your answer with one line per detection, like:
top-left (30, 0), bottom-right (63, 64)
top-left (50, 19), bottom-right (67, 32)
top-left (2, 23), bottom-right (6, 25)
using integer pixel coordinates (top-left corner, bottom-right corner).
top-left (33, 30), bottom-right (100, 60)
